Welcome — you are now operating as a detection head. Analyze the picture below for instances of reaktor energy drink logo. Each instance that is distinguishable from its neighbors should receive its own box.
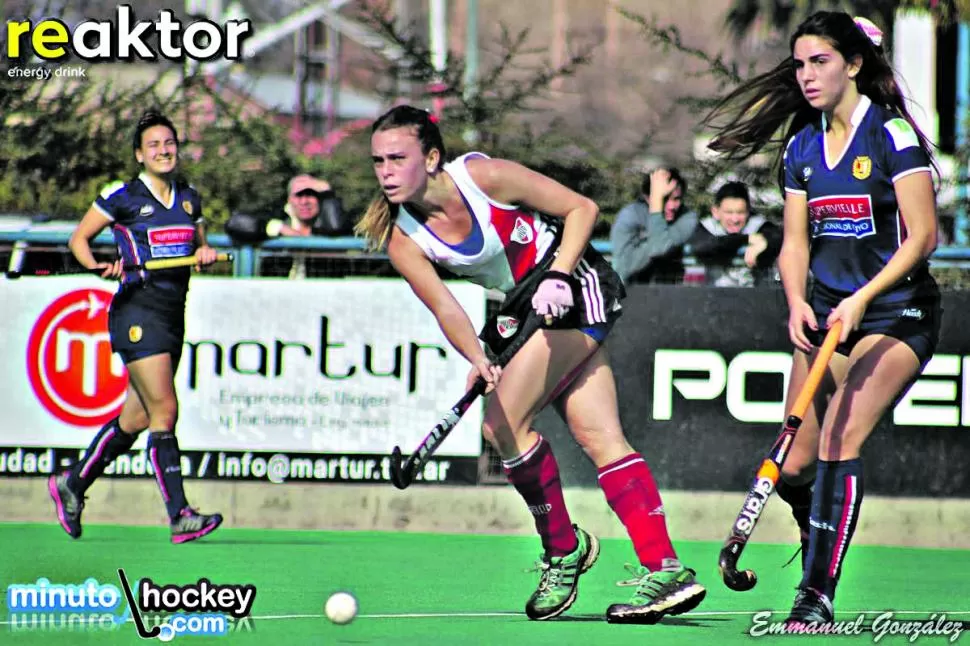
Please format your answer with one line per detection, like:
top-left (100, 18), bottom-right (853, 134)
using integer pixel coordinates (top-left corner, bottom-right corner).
top-left (5, 5), bottom-right (252, 63)
top-left (26, 290), bottom-right (127, 427)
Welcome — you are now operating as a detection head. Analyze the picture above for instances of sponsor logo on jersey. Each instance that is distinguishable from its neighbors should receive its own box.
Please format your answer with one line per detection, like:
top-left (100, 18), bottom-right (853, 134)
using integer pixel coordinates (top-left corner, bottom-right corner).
top-left (852, 156), bottom-right (872, 180)
top-left (511, 217), bottom-right (535, 245)
top-left (885, 118), bottom-right (919, 151)
top-left (901, 308), bottom-right (925, 320)
top-left (802, 166), bottom-right (813, 181)
top-left (496, 315), bottom-right (519, 339)
top-left (808, 195), bottom-right (875, 238)
top-left (139, 204), bottom-right (154, 216)
top-left (148, 226), bottom-right (195, 258)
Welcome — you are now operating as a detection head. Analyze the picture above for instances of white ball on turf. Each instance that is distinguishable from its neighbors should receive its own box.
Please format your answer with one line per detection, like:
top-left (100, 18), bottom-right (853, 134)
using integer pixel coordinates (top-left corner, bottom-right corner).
top-left (325, 591), bottom-right (358, 625)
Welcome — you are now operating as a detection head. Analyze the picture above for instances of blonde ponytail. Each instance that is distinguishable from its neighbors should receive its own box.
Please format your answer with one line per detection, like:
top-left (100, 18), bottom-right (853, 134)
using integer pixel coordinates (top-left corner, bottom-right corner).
top-left (355, 193), bottom-right (397, 250)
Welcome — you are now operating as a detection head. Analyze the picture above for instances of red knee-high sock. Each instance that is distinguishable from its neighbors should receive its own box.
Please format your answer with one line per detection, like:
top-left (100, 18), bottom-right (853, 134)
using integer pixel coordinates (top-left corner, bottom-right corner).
top-left (503, 436), bottom-right (578, 557)
top-left (598, 453), bottom-right (678, 571)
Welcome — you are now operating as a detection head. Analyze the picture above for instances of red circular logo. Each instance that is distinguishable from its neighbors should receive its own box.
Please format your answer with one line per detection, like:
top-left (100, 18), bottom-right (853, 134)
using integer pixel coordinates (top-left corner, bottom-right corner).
top-left (27, 289), bottom-right (128, 427)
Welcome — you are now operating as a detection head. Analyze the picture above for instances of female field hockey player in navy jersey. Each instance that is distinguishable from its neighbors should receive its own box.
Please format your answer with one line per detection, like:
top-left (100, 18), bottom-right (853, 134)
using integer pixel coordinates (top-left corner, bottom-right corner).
top-left (356, 105), bottom-right (706, 623)
top-left (704, 12), bottom-right (941, 624)
top-left (49, 109), bottom-right (223, 544)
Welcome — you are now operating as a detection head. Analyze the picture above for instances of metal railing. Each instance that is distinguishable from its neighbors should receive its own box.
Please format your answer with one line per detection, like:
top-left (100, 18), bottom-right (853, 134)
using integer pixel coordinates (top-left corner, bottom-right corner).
top-left (4, 229), bottom-right (970, 281)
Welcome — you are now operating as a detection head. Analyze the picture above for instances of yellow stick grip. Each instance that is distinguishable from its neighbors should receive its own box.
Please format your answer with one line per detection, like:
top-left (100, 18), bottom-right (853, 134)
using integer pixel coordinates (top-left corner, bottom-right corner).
top-left (141, 253), bottom-right (233, 270)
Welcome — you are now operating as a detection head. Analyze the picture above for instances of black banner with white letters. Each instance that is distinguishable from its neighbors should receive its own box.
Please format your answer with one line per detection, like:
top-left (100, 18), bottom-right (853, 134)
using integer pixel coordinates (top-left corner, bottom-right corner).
top-left (0, 446), bottom-right (476, 485)
top-left (537, 285), bottom-right (970, 495)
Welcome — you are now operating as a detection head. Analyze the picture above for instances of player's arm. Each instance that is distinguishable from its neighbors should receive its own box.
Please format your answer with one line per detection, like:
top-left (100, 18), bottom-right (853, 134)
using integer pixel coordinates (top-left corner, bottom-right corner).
top-left (192, 196), bottom-right (218, 267)
top-left (69, 206), bottom-right (120, 277)
top-left (387, 227), bottom-right (488, 367)
top-left (855, 170), bottom-right (937, 303)
top-left (777, 191), bottom-right (817, 351)
top-left (466, 157), bottom-right (598, 275)
top-left (778, 192), bottom-right (810, 304)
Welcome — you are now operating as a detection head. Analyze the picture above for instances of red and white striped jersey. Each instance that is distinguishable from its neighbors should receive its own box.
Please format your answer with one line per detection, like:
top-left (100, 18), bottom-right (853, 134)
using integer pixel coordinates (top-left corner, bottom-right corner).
top-left (395, 152), bottom-right (561, 292)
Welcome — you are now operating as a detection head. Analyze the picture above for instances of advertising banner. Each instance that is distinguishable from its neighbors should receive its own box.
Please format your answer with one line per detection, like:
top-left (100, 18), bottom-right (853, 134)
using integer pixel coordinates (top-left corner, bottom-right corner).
top-left (0, 277), bottom-right (486, 484)
top-left (533, 285), bottom-right (970, 496)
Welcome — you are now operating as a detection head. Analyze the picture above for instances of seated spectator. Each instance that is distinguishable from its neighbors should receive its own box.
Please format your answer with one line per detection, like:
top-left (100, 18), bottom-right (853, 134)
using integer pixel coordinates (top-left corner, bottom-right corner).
top-left (260, 174), bottom-right (350, 279)
top-left (610, 167), bottom-right (698, 285)
top-left (265, 174), bottom-right (334, 238)
top-left (688, 181), bottom-right (781, 287)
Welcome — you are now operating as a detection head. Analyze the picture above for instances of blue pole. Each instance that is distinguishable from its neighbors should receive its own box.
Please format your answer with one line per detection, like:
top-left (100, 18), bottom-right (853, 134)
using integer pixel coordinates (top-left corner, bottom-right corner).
top-left (954, 22), bottom-right (969, 246)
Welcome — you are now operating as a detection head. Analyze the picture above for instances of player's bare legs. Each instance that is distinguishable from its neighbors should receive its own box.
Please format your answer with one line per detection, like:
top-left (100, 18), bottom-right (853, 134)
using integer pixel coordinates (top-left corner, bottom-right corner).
top-left (123, 353), bottom-right (222, 543)
top-left (480, 328), bottom-right (600, 620)
top-left (554, 347), bottom-right (706, 624)
top-left (774, 349), bottom-right (845, 567)
top-left (49, 383), bottom-right (149, 539)
top-left (790, 335), bottom-right (922, 623)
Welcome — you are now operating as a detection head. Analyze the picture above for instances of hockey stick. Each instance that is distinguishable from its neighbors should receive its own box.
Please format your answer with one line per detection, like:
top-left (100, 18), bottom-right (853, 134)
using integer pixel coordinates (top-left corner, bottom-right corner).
top-left (718, 320), bottom-right (842, 591)
top-left (389, 312), bottom-right (545, 490)
top-left (5, 252), bottom-right (234, 279)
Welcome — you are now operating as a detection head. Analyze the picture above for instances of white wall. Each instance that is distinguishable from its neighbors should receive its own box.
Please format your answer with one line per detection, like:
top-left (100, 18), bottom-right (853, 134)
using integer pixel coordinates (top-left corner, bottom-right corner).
top-left (893, 10), bottom-right (938, 145)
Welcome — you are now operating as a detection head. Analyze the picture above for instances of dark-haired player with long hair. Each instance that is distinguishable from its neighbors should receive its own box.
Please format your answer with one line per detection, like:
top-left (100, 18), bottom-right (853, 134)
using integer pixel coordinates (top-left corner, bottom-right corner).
top-left (49, 110), bottom-right (223, 544)
top-left (705, 12), bottom-right (941, 624)
top-left (356, 104), bottom-right (706, 623)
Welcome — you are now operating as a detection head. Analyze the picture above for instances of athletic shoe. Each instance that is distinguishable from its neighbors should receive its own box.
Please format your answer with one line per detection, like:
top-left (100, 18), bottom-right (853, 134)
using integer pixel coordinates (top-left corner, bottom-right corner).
top-left (606, 563), bottom-right (707, 624)
top-left (524, 525), bottom-right (600, 620)
top-left (171, 507), bottom-right (223, 544)
top-left (785, 587), bottom-right (834, 626)
top-left (48, 472), bottom-right (84, 539)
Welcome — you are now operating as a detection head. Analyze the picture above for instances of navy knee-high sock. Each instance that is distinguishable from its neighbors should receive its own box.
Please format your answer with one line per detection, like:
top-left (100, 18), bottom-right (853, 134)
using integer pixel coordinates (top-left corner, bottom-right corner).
top-left (776, 478), bottom-right (814, 540)
top-left (67, 417), bottom-right (137, 494)
top-left (801, 459), bottom-right (864, 601)
top-left (147, 432), bottom-right (189, 521)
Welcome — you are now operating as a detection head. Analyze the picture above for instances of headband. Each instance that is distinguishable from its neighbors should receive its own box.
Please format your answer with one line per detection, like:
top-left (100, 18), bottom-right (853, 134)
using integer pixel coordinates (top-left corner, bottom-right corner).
top-left (854, 16), bottom-right (883, 47)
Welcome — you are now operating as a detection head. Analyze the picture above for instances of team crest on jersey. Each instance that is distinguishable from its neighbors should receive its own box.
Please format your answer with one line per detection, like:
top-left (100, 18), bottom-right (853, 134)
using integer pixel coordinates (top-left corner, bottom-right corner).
top-left (128, 325), bottom-right (143, 343)
top-left (511, 217), bottom-right (535, 245)
top-left (182, 200), bottom-right (193, 215)
top-left (496, 315), bottom-right (520, 339)
top-left (852, 156), bottom-right (872, 180)
top-left (802, 167), bottom-right (813, 181)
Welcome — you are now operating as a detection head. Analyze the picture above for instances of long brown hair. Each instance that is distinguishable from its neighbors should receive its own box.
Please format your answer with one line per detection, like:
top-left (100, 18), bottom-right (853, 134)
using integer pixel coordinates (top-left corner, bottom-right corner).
top-left (703, 11), bottom-right (936, 192)
top-left (355, 105), bottom-right (447, 250)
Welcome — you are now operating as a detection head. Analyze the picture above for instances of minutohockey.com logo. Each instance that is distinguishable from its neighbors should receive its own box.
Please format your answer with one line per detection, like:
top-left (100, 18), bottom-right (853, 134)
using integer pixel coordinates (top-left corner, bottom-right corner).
top-left (5, 571), bottom-right (256, 642)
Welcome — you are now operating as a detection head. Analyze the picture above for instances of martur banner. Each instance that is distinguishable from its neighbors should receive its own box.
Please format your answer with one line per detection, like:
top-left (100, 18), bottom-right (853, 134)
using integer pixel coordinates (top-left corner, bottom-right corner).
top-left (0, 277), bottom-right (486, 484)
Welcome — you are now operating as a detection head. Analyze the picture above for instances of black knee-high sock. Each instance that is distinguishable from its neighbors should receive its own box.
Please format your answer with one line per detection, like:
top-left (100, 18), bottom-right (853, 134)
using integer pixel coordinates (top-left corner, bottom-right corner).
top-left (67, 417), bottom-right (137, 494)
top-left (801, 459), bottom-right (864, 601)
top-left (776, 477), bottom-right (814, 539)
top-left (147, 432), bottom-right (189, 521)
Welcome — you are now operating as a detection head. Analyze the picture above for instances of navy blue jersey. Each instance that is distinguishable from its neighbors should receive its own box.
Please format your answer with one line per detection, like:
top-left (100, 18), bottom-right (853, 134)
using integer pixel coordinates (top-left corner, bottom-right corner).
top-left (784, 95), bottom-right (935, 306)
top-left (93, 173), bottom-right (202, 292)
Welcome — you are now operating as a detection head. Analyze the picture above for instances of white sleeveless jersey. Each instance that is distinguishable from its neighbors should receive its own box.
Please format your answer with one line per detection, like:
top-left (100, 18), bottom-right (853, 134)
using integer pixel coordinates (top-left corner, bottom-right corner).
top-left (395, 152), bottom-right (561, 292)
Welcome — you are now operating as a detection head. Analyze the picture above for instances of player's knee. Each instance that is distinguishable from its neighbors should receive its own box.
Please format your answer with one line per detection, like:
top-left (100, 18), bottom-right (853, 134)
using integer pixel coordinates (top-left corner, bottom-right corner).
top-left (148, 400), bottom-right (179, 431)
top-left (573, 426), bottom-right (630, 464)
top-left (481, 416), bottom-right (511, 450)
top-left (820, 421), bottom-right (867, 460)
top-left (781, 461), bottom-right (807, 481)
top-left (120, 413), bottom-right (149, 435)
top-left (481, 408), bottom-right (530, 454)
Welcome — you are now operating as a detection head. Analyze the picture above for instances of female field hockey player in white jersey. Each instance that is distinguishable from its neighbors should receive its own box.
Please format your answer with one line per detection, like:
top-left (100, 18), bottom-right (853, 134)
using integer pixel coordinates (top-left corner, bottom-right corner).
top-left (356, 105), bottom-right (706, 623)
top-left (704, 12), bottom-right (941, 625)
